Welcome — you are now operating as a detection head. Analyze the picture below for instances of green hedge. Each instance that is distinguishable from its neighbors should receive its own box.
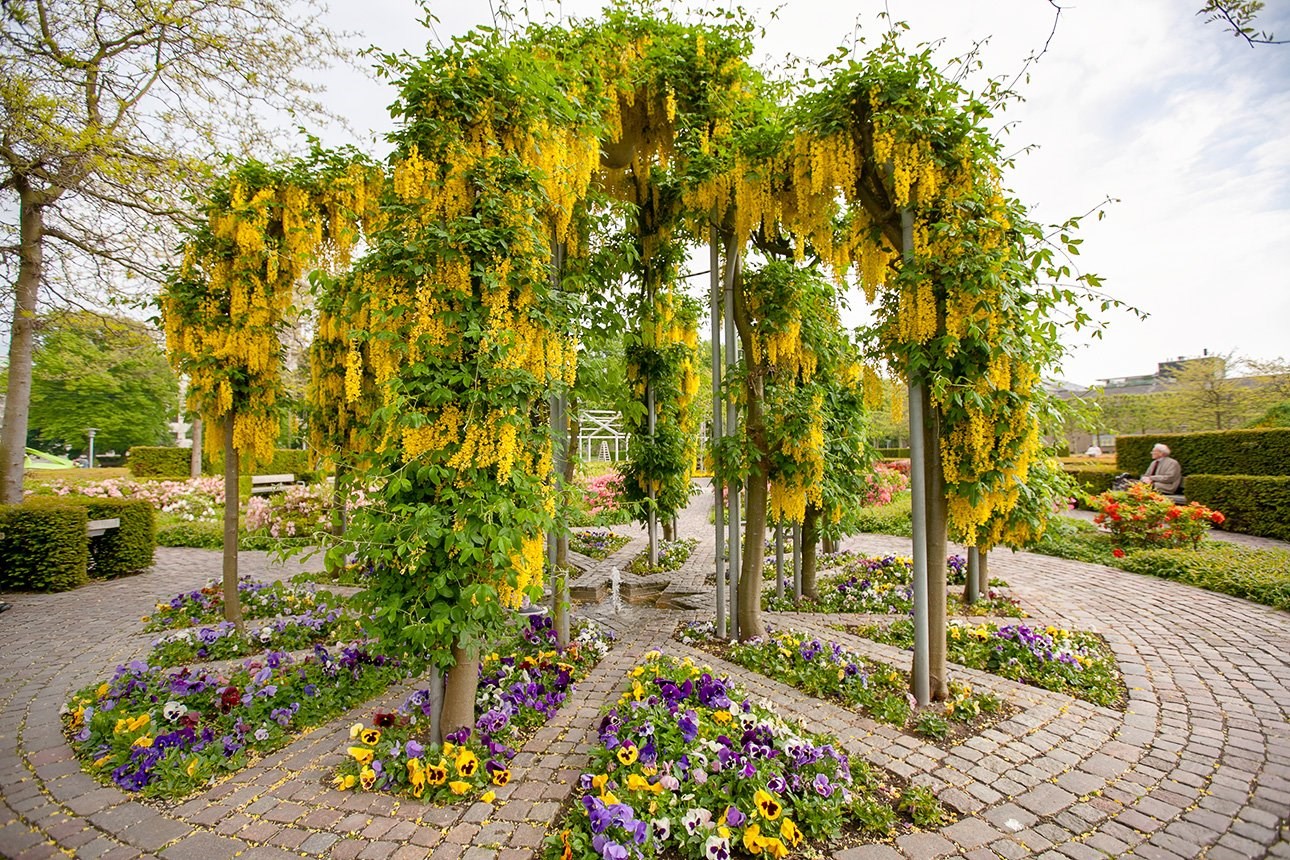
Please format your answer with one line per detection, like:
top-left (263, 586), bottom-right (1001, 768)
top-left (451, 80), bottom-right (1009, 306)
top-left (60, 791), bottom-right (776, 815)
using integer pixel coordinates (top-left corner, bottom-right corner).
top-left (877, 448), bottom-right (910, 459)
top-left (81, 498), bottom-right (155, 579)
top-left (1117, 429), bottom-right (1290, 477)
top-left (0, 500), bottom-right (89, 591)
top-left (1184, 475), bottom-right (1290, 542)
top-left (156, 519), bottom-right (223, 549)
top-left (1061, 464), bottom-right (1118, 498)
top-left (127, 446), bottom-right (196, 478)
top-left (1115, 544), bottom-right (1290, 611)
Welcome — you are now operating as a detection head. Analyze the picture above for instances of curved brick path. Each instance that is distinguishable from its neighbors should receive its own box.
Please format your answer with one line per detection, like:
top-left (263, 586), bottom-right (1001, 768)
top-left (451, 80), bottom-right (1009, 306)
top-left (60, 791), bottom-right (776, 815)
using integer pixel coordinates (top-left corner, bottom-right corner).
top-left (1, 495), bottom-right (1288, 859)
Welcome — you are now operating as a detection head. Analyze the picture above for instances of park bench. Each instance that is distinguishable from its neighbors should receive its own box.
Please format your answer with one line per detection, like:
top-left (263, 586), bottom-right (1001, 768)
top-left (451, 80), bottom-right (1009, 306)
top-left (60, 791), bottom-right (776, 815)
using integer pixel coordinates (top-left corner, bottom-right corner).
top-left (251, 474), bottom-right (300, 495)
top-left (87, 518), bottom-right (120, 537)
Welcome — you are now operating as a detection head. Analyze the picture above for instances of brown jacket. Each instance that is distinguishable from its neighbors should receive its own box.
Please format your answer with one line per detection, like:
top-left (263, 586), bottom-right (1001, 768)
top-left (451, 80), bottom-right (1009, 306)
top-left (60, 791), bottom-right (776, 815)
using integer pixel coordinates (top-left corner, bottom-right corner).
top-left (1142, 456), bottom-right (1182, 494)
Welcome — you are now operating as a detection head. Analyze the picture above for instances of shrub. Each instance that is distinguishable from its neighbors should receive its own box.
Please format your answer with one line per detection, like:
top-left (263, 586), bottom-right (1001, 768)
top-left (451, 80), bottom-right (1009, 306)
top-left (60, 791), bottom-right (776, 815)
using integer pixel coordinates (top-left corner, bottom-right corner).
top-left (81, 498), bottom-right (155, 579)
top-left (861, 462), bottom-right (910, 507)
top-left (156, 519), bottom-right (223, 549)
top-left (1115, 544), bottom-right (1290, 611)
top-left (244, 484), bottom-right (332, 542)
top-left (126, 446), bottom-right (196, 478)
top-left (1061, 463), bottom-right (1118, 498)
top-left (850, 492), bottom-right (913, 536)
top-left (0, 499), bottom-right (89, 591)
top-left (1117, 429), bottom-right (1290, 477)
top-left (1184, 475), bottom-right (1290, 541)
top-left (208, 447), bottom-right (313, 478)
top-left (1089, 484), bottom-right (1223, 548)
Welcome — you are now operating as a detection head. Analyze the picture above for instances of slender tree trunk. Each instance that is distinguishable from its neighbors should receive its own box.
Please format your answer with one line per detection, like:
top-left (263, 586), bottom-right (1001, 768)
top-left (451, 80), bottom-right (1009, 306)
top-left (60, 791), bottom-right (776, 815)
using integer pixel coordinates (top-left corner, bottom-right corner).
top-left (222, 416), bottom-right (244, 632)
top-left (733, 272), bottom-right (767, 641)
top-left (801, 504), bottom-right (821, 600)
top-left (924, 399), bottom-right (948, 701)
top-left (978, 550), bottom-right (989, 599)
top-left (662, 520), bottom-right (674, 541)
top-left (190, 417), bottom-right (203, 479)
top-left (0, 193), bottom-right (44, 505)
top-left (557, 398), bottom-right (576, 568)
top-left (440, 645), bottom-right (480, 735)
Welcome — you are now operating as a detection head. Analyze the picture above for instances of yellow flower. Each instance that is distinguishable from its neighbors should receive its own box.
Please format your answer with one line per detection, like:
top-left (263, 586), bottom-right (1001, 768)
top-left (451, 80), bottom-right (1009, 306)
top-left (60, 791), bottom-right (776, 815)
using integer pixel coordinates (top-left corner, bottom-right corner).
top-left (448, 780), bottom-right (472, 796)
top-left (426, 761), bottom-right (448, 786)
top-left (593, 773), bottom-right (610, 793)
top-left (754, 789), bottom-right (782, 820)
top-left (349, 723), bottom-right (364, 739)
top-left (360, 766), bottom-right (377, 790)
top-left (331, 773), bottom-right (357, 790)
top-left (481, 790), bottom-right (496, 804)
top-left (761, 836), bottom-right (789, 859)
top-left (743, 823), bottom-right (764, 854)
top-left (712, 710), bottom-right (733, 725)
top-left (347, 746), bottom-right (374, 765)
top-left (616, 744), bottom-right (638, 766)
top-left (97, 683), bottom-right (109, 698)
top-left (779, 818), bottom-right (803, 847)
top-left (132, 735), bottom-right (153, 748)
top-left (491, 768), bottom-right (511, 787)
top-left (92, 754), bottom-right (112, 768)
top-left (360, 727), bottom-right (381, 746)
top-left (602, 792), bottom-right (620, 805)
top-left (455, 748), bottom-right (479, 777)
top-left (186, 758), bottom-right (201, 778)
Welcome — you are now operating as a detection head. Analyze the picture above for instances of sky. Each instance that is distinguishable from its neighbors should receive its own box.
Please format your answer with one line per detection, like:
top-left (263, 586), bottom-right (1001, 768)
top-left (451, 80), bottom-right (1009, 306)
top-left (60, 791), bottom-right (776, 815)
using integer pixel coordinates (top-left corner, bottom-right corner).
top-left (310, 0), bottom-right (1290, 388)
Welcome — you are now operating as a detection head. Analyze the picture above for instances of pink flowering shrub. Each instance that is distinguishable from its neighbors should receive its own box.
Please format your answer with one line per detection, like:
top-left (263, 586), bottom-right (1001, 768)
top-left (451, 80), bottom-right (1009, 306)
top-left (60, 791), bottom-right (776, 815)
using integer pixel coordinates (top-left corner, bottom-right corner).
top-left (862, 463), bottom-right (910, 507)
top-left (581, 472), bottom-right (625, 516)
top-left (31, 476), bottom-right (225, 521)
top-left (245, 484), bottom-right (333, 540)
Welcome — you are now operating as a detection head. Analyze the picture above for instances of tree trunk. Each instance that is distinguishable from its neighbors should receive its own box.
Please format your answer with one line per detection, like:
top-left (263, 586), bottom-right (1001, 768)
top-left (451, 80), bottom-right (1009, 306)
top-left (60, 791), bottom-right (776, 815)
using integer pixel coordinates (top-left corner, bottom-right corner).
top-left (738, 463), bottom-right (768, 640)
top-left (978, 550), bottom-right (989, 600)
top-left (662, 519), bottom-right (674, 541)
top-left (0, 193), bottom-right (44, 505)
top-left (923, 399), bottom-right (948, 701)
top-left (732, 268), bottom-right (767, 641)
top-left (222, 416), bottom-right (244, 632)
top-left (440, 645), bottom-right (480, 736)
top-left (190, 417), bottom-right (203, 479)
top-left (801, 504), bottom-right (821, 600)
top-left (557, 398), bottom-right (576, 569)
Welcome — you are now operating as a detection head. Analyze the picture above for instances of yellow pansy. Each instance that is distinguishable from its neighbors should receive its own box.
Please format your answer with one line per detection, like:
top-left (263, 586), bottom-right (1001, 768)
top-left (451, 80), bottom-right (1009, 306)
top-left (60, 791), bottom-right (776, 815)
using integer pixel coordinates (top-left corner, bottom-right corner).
top-left (347, 746), bottom-right (374, 765)
top-left (455, 748), bottom-right (479, 777)
top-left (448, 780), bottom-right (472, 796)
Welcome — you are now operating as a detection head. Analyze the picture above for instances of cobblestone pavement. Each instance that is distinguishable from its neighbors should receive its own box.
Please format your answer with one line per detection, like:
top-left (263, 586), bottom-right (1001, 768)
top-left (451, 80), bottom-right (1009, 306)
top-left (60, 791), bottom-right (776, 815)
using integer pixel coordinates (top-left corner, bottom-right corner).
top-left (2, 491), bottom-right (1288, 859)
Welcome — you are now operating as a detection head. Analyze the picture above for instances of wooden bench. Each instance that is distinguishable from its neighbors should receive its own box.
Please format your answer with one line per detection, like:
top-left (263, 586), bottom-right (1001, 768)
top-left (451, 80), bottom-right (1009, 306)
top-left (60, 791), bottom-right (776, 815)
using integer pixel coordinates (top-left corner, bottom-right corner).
top-left (87, 518), bottom-right (120, 537)
top-left (251, 474), bottom-right (300, 495)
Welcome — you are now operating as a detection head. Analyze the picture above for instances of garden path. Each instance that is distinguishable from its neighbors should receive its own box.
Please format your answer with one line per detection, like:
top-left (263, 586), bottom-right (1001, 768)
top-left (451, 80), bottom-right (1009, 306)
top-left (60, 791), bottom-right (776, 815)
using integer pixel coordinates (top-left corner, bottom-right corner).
top-left (0, 493), bottom-right (1287, 859)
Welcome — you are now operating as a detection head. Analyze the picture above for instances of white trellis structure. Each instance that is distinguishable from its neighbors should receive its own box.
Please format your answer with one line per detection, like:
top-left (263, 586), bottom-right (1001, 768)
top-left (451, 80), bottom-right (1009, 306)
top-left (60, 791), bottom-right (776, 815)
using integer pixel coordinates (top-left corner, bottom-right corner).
top-left (578, 410), bottom-right (630, 462)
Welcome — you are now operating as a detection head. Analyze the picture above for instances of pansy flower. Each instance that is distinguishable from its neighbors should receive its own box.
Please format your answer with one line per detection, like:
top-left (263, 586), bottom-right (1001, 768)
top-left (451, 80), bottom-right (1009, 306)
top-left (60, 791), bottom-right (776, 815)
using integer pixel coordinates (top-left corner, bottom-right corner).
top-left (753, 789), bottom-right (781, 820)
top-left (360, 727), bottom-right (381, 745)
top-left (426, 761), bottom-right (448, 786)
top-left (455, 748), bottom-right (479, 777)
top-left (616, 743), bottom-right (638, 766)
top-left (448, 779), bottom-right (472, 795)
top-left (347, 746), bottom-right (374, 765)
top-left (779, 818), bottom-right (803, 847)
top-left (705, 834), bottom-right (731, 860)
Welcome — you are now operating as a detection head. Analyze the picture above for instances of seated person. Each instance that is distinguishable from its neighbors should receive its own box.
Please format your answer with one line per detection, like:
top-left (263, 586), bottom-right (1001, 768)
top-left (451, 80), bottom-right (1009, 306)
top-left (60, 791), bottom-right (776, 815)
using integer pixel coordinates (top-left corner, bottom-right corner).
top-left (1140, 443), bottom-right (1182, 494)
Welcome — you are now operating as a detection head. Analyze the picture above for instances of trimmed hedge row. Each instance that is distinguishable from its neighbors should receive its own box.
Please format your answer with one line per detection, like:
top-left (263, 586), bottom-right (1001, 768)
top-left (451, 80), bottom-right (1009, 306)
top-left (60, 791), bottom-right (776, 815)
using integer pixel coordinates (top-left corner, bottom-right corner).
top-left (126, 446), bottom-right (196, 477)
top-left (0, 498), bottom-right (155, 591)
top-left (1184, 475), bottom-right (1290, 542)
top-left (127, 446), bottom-right (316, 481)
top-left (877, 447), bottom-right (911, 459)
top-left (1117, 429), bottom-right (1290, 477)
top-left (1062, 464), bottom-right (1118, 497)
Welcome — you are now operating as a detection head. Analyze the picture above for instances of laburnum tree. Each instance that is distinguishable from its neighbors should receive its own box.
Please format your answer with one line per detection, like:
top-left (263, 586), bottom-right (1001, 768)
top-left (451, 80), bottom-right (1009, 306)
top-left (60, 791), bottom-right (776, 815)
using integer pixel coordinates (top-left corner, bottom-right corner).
top-left (0, 0), bottom-right (348, 504)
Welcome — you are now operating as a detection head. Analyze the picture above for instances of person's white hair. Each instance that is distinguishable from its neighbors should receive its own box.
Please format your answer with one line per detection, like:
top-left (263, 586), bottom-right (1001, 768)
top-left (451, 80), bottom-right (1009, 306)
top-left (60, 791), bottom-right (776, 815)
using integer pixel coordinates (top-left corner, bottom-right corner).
top-left (1152, 443), bottom-right (1171, 456)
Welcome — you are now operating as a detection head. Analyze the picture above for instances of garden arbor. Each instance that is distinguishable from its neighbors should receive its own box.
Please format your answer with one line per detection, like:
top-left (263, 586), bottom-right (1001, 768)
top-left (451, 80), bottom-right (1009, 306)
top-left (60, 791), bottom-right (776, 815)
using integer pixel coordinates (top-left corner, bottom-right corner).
top-left (166, 8), bottom-right (1095, 727)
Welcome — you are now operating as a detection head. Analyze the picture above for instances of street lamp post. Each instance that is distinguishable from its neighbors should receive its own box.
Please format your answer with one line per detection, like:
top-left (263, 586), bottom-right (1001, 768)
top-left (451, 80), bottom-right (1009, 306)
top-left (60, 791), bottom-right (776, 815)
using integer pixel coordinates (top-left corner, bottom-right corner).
top-left (86, 428), bottom-right (98, 469)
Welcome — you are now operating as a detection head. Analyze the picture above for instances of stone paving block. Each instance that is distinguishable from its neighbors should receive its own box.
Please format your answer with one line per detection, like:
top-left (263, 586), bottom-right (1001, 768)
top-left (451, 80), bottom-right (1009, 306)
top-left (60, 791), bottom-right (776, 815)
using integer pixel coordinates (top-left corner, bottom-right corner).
top-left (895, 831), bottom-right (958, 858)
top-left (118, 815), bottom-right (193, 852)
top-left (160, 831), bottom-right (250, 860)
top-left (833, 844), bottom-right (904, 860)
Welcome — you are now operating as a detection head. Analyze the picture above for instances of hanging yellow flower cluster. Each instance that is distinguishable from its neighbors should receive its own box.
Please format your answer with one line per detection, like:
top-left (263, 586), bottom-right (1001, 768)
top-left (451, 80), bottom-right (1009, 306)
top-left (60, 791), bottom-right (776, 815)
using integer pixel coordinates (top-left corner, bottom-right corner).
top-left (164, 162), bottom-right (383, 468)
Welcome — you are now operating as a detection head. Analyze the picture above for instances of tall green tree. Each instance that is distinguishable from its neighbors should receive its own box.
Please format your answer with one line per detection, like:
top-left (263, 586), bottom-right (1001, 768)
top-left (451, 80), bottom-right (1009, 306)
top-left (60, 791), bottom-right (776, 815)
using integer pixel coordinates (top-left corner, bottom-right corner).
top-left (20, 312), bottom-right (177, 456)
top-left (0, 0), bottom-right (347, 502)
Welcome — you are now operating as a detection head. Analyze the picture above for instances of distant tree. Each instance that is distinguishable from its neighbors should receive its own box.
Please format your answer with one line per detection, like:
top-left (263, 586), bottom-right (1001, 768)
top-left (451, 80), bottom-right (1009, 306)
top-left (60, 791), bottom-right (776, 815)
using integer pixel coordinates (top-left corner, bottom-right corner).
top-left (19, 312), bottom-right (177, 456)
top-left (1162, 353), bottom-right (1269, 430)
top-left (0, 0), bottom-right (348, 502)
top-left (1095, 391), bottom-right (1173, 436)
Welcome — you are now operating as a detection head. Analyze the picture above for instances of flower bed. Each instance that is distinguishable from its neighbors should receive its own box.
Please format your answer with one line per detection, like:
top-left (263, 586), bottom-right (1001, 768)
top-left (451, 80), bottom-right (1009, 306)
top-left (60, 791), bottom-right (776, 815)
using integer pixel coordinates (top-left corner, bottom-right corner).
top-left (62, 644), bottom-right (403, 797)
top-left (546, 651), bottom-right (946, 860)
top-left (681, 624), bottom-right (1005, 743)
top-left (627, 538), bottom-right (698, 576)
top-left (29, 476), bottom-right (225, 521)
top-left (333, 615), bottom-right (614, 801)
top-left (571, 529), bottom-right (632, 560)
top-left (764, 554), bottom-right (1022, 618)
top-left (142, 578), bottom-right (348, 632)
top-left (850, 619), bottom-right (1125, 708)
top-left (149, 607), bottom-right (362, 668)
